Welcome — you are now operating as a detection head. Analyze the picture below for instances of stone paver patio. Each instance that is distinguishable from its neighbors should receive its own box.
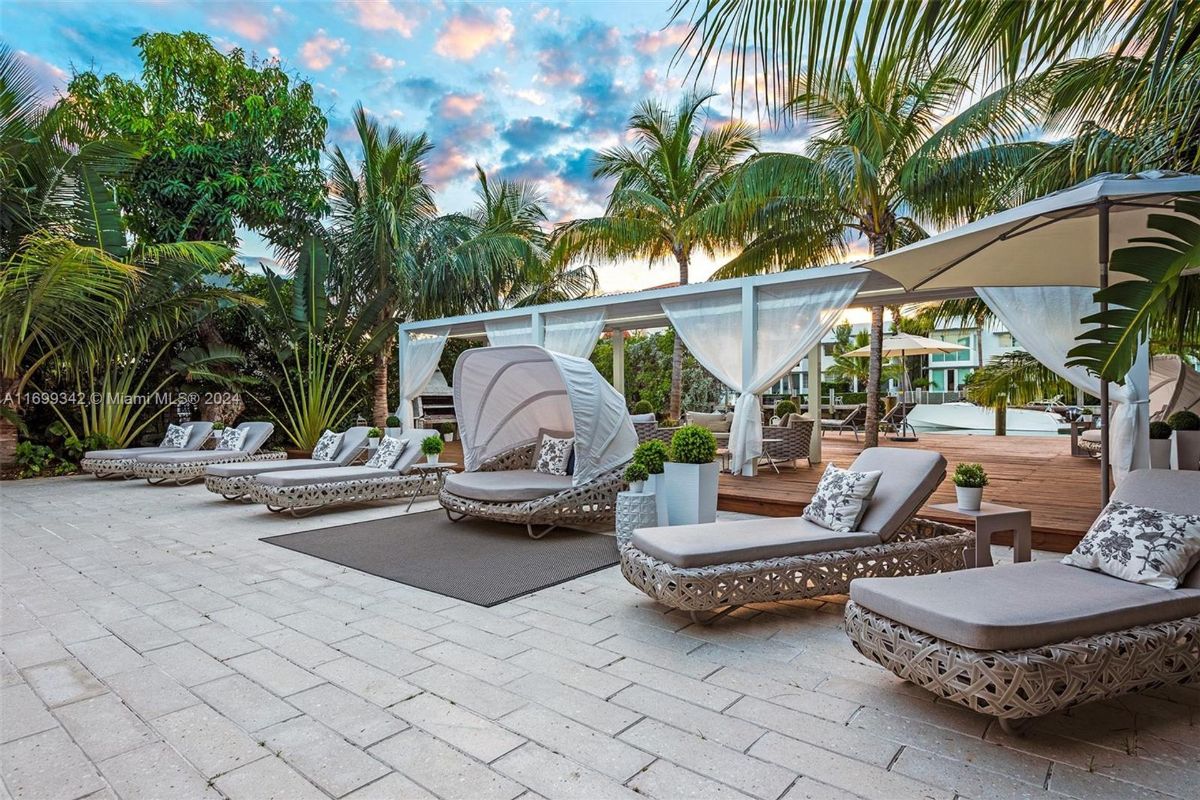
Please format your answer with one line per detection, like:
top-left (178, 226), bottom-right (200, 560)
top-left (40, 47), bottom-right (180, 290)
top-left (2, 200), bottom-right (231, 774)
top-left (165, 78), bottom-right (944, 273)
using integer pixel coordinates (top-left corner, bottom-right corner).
top-left (1, 475), bottom-right (1197, 800)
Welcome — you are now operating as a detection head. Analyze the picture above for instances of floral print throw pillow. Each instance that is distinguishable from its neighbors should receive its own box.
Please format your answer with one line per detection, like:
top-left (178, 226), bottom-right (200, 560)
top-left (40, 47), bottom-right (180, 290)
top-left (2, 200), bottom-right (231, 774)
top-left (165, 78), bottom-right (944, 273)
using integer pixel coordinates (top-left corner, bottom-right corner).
top-left (215, 426), bottom-right (247, 451)
top-left (534, 433), bottom-right (575, 476)
top-left (160, 424), bottom-right (189, 449)
top-left (366, 436), bottom-right (407, 470)
top-left (802, 463), bottom-right (882, 532)
top-left (311, 429), bottom-right (343, 462)
top-left (1062, 500), bottom-right (1200, 588)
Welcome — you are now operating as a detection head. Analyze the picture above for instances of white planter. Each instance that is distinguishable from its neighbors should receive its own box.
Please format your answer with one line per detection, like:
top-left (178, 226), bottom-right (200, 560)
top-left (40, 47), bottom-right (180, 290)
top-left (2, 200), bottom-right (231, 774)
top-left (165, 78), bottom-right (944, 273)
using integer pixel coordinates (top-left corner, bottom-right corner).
top-left (368, 437), bottom-right (380, 448)
top-left (444, 432), bottom-right (455, 442)
top-left (1149, 438), bottom-right (1173, 469)
top-left (1171, 430), bottom-right (1200, 470)
top-left (426, 453), bottom-right (439, 464)
top-left (628, 480), bottom-right (645, 493)
top-left (384, 427), bottom-right (403, 440)
top-left (647, 472), bottom-right (669, 526)
top-left (663, 461), bottom-right (719, 525)
top-left (955, 486), bottom-right (983, 511)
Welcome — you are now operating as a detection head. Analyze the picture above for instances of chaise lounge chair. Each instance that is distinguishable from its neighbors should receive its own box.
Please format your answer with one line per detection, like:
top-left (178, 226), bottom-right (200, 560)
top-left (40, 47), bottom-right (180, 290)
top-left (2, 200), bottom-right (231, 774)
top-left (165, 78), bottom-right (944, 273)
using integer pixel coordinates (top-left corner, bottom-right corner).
top-left (822, 404), bottom-right (865, 441)
top-left (79, 422), bottom-right (214, 478)
top-left (203, 426), bottom-right (371, 500)
top-left (845, 469), bottom-right (1200, 733)
top-left (132, 422), bottom-right (281, 485)
top-left (244, 428), bottom-right (440, 516)
top-left (621, 448), bottom-right (970, 617)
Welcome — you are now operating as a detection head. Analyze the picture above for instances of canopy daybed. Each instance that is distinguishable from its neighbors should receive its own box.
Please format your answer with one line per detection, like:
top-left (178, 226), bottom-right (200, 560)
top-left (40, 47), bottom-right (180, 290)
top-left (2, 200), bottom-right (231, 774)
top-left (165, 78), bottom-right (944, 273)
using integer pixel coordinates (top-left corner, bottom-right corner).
top-left (439, 345), bottom-right (638, 538)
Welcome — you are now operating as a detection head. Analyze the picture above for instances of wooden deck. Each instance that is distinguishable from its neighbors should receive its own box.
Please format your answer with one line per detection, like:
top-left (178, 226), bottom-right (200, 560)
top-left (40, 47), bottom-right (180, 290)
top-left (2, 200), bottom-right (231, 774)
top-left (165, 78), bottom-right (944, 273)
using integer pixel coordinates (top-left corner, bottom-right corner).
top-left (720, 432), bottom-right (1104, 553)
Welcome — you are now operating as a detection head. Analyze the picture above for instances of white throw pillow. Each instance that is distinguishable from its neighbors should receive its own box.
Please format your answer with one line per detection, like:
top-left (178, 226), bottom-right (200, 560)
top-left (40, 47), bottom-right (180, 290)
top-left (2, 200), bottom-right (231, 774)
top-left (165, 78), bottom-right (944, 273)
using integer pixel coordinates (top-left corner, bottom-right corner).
top-left (215, 427), bottom-right (247, 451)
top-left (534, 433), bottom-right (574, 476)
top-left (366, 436), bottom-right (407, 470)
top-left (311, 429), bottom-right (343, 462)
top-left (160, 424), bottom-right (189, 449)
top-left (802, 463), bottom-right (882, 533)
top-left (1062, 500), bottom-right (1200, 589)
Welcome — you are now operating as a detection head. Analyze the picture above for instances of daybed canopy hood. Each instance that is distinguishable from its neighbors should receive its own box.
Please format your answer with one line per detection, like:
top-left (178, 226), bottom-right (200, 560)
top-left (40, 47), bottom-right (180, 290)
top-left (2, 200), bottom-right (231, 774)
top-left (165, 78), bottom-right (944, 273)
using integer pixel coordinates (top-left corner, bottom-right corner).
top-left (453, 345), bottom-right (637, 484)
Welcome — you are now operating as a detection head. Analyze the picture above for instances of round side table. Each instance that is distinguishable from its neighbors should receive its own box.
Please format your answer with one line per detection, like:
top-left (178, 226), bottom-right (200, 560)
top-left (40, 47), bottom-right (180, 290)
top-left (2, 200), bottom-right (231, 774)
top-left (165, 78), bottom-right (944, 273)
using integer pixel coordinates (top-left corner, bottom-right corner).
top-left (616, 490), bottom-right (658, 545)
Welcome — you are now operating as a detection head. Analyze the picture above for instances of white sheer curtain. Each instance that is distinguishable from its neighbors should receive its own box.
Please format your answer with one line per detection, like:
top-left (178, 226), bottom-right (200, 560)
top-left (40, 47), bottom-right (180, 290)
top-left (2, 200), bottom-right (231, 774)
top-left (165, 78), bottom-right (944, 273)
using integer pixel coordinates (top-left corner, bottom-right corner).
top-left (662, 275), bottom-right (864, 475)
top-left (977, 286), bottom-right (1149, 481)
top-left (543, 309), bottom-right (605, 358)
top-left (485, 316), bottom-right (535, 347)
top-left (398, 327), bottom-right (450, 429)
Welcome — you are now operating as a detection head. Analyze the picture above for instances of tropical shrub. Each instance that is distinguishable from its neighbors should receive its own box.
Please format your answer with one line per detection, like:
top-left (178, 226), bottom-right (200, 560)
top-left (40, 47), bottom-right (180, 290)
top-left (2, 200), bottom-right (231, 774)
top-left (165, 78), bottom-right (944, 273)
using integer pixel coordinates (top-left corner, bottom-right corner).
top-left (1168, 411), bottom-right (1200, 431)
top-left (623, 462), bottom-right (649, 484)
top-left (421, 435), bottom-right (444, 456)
top-left (62, 432), bottom-right (118, 462)
top-left (774, 399), bottom-right (797, 417)
top-left (632, 399), bottom-right (654, 415)
top-left (367, 427), bottom-right (382, 438)
top-left (952, 463), bottom-right (989, 488)
top-left (670, 425), bottom-right (718, 464)
top-left (15, 442), bottom-right (59, 478)
top-left (385, 415), bottom-right (401, 428)
top-left (632, 440), bottom-right (669, 475)
top-left (1149, 421), bottom-right (1173, 439)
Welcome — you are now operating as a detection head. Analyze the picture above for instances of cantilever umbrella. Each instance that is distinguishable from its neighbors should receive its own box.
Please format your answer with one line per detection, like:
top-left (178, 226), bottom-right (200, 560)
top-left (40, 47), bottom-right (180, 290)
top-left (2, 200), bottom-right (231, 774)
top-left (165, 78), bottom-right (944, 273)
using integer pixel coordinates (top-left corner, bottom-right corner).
top-left (862, 171), bottom-right (1200, 502)
top-left (843, 333), bottom-right (968, 441)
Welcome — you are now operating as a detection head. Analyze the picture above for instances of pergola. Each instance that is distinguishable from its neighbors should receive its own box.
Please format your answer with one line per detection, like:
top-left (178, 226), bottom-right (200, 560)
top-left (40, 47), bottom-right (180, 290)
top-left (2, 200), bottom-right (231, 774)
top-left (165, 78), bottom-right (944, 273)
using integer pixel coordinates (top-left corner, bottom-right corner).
top-left (396, 261), bottom-right (972, 467)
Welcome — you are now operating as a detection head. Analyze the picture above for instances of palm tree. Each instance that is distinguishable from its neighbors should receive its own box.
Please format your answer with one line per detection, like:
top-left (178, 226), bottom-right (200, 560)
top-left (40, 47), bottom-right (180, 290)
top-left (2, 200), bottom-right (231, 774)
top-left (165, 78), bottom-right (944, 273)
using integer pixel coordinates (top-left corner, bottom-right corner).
top-left (714, 53), bottom-right (1042, 446)
top-left (554, 93), bottom-right (758, 418)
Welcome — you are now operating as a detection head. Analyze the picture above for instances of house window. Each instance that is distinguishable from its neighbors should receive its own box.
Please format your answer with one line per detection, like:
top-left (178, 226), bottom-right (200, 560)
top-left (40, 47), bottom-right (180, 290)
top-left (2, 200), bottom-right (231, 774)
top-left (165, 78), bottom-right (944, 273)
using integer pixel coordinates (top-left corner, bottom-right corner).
top-left (995, 332), bottom-right (1018, 348)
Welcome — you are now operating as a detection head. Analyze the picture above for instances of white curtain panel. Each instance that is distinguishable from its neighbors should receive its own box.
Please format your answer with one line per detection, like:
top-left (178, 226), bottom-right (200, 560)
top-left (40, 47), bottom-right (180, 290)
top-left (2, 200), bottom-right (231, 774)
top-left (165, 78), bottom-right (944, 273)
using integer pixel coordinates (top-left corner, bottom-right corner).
top-left (399, 327), bottom-right (450, 429)
top-left (485, 316), bottom-right (535, 347)
top-left (663, 275), bottom-right (864, 475)
top-left (543, 308), bottom-right (606, 358)
top-left (977, 286), bottom-right (1149, 480)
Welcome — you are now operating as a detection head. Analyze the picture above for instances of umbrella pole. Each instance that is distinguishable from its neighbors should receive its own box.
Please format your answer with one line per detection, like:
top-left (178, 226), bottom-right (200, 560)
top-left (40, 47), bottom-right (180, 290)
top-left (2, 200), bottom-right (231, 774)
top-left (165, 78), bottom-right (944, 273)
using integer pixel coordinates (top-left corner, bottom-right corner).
top-left (1099, 199), bottom-right (1111, 506)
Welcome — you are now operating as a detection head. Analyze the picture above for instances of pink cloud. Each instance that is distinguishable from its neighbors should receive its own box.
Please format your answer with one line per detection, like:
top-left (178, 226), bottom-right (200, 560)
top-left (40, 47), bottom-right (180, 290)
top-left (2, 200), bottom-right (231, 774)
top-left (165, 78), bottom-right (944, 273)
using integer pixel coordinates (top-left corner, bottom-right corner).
top-left (210, 9), bottom-right (272, 42)
top-left (434, 6), bottom-right (514, 60)
top-left (299, 30), bottom-right (349, 70)
top-left (436, 92), bottom-right (485, 119)
top-left (633, 24), bottom-right (689, 55)
top-left (368, 52), bottom-right (403, 70)
top-left (426, 144), bottom-right (475, 187)
top-left (344, 0), bottom-right (418, 37)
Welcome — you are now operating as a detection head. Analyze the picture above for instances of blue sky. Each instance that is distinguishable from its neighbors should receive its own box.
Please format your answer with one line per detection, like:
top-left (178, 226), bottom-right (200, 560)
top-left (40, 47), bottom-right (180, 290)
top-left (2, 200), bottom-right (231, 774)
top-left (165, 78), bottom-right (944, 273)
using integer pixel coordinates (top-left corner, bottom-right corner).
top-left (6, 1), bottom-right (803, 290)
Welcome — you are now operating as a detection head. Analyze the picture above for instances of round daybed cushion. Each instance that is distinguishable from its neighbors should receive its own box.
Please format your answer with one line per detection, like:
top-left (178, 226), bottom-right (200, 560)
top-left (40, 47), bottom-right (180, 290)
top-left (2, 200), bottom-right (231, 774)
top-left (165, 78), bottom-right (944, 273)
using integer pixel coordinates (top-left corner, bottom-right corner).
top-left (443, 470), bottom-right (574, 503)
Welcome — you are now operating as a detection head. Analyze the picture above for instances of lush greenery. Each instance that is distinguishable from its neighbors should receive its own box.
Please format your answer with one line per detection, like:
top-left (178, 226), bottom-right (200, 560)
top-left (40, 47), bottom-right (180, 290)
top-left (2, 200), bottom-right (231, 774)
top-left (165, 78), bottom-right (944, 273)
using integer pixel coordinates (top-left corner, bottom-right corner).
top-left (1168, 411), bottom-right (1200, 432)
top-left (669, 425), bottom-right (719, 464)
top-left (421, 435), bottom-right (445, 456)
top-left (952, 463), bottom-right (989, 489)
top-left (774, 399), bottom-right (797, 417)
top-left (591, 331), bottom-right (725, 415)
top-left (1149, 421), bottom-right (1173, 440)
top-left (623, 462), bottom-right (649, 484)
top-left (632, 440), bottom-right (669, 475)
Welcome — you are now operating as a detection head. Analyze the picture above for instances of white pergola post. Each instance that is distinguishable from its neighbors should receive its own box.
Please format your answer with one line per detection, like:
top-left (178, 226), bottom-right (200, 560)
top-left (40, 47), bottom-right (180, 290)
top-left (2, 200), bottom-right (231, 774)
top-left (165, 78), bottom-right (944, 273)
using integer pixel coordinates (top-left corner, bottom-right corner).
top-left (396, 329), bottom-right (408, 425)
top-left (807, 342), bottom-right (823, 463)
top-left (531, 311), bottom-right (545, 347)
top-left (1131, 337), bottom-right (1151, 471)
top-left (612, 329), bottom-right (626, 396)
top-left (740, 284), bottom-right (757, 477)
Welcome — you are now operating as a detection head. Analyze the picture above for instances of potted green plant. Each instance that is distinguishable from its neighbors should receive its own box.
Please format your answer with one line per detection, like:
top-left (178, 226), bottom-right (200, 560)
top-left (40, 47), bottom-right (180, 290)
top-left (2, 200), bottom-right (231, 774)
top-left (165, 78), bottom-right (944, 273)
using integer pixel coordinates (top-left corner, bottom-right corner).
top-left (623, 462), bottom-right (649, 493)
top-left (1168, 411), bottom-right (1200, 470)
top-left (632, 399), bottom-right (654, 415)
top-left (385, 414), bottom-right (402, 439)
top-left (367, 426), bottom-right (383, 448)
top-left (211, 421), bottom-right (226, 431)
top-left (1148, 421), bottom-right (1173, 469)
top-left (952, 463), bottom-right (988, 511)
top-left (664, 425), bottom-right (720, 525)
top-left (633, 440), bottom-right (670, 524)
top-left (421, 434), bottom-right (444, 464)
top-left (774, 399), bottom-right (797, 419)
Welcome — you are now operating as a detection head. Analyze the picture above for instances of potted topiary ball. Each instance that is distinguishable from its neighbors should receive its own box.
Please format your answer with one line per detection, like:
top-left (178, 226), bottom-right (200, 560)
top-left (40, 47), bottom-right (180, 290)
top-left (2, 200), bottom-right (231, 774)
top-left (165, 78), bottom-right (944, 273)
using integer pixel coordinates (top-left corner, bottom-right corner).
top-left (367, 427), bottom-right (383, 448)
top-left (632, 399), bottom-right (654, 415)
top-left (384, 414), bottom-right (402, 439)
top-left (1168, 411), bottom-right (1200, 470)
top-left (421, 434), bottom-right (445, 464)
top-left (623, 462), bottom-right (649, 493)
top-left (633, 439), bottom-right (670, 524)
top-left (774, 399), bottom-right (798, 419)
top-left (664, 424), bottom-right (720, 525)
top-left (1148, 420), bottom-right (1173, 469)
top-left (952, 463), bottom-right (988, 511)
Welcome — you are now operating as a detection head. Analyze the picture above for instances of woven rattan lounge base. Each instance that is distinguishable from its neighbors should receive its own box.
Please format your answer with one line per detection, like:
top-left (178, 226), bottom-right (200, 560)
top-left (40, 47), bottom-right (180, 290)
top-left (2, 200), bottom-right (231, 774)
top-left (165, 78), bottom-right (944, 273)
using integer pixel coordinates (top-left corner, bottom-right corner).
top-left (845, 600), bottom-right (1200, 732)
top-left (620, 518), bottom-right (971, 613)
top-left (205, 472), bottom-right (273, 500)
top-left (80, 456), bottom-right (143, 479)
top-left (246, 473), bottom-right (426, 516)
top-left (134, 451), bottom-right (287, 485)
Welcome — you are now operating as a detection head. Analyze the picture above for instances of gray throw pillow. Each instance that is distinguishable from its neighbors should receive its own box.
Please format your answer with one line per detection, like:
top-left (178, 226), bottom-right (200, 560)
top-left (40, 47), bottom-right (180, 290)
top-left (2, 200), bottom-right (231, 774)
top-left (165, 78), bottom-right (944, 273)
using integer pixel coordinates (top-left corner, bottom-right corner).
top-left (215, 427), bottom-right (247, 451)
top-left (311, 429), bottom-right (343, 462)
top-left (366, 436), bottom-right (407, 470)
top-left (802, 463), bottom-right (882, 533)
top-left (1062, 500), bottom-right (1200, 589)
top-left (534, 433), bottom-right (574, 476)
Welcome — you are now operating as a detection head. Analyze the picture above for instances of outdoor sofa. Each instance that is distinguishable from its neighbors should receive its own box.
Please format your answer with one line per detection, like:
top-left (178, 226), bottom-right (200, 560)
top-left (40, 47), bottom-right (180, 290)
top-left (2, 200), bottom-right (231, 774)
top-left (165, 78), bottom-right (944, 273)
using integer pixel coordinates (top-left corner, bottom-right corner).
top-left (79, 421), bottom-right (214, 478)
top-left (634, 411), bottom-right (813, 468)
top-left (621, 447), bottom-right (969, 618)
top-left (244, 428), bottom-right (440, 516)
top-left (845, 469), bottom-right (1200, 733)
top-left (203, 426), bottom-right (371, 500)
top-left (132, 422), bottom-right (281, 485)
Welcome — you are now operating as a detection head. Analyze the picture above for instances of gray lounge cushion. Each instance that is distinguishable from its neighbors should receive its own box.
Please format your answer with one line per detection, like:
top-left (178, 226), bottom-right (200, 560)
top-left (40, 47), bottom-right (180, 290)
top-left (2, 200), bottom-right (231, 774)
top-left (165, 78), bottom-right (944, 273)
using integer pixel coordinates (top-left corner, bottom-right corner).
top-left (686, 411), bottom-right (729, 433)
top-left (138, 450), bottom-right (251, 465)
top-left (443, 470), bottom-right (573, 503)
top-left (632, 517), bottom-right (881, 569)
top-left (849, 448), bottom-right (946, 542)
top-left (255, 466), bottom-right (396, 488)
top-left (850, 559), bottom-right (1200, 651)
top-left (206, 459), bottom-right (325, 478)
top-left (85, 446), bottom-right (182, 459)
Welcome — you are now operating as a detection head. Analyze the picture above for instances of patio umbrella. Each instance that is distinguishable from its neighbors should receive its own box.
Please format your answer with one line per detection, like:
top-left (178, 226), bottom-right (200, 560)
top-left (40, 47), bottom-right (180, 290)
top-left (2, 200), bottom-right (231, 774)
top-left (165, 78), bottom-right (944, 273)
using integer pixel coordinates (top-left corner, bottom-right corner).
top-left (863, 171), bottom-right (1200, 502)
top-left (843, 333), bottom-right (968, 441)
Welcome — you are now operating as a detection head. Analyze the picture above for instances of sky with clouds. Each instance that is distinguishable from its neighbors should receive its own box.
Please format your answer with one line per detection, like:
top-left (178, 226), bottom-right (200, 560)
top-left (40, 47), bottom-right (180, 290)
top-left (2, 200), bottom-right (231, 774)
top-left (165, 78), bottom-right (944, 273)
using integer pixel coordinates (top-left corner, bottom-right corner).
top-left (5, 0), bottom-right (820, 292)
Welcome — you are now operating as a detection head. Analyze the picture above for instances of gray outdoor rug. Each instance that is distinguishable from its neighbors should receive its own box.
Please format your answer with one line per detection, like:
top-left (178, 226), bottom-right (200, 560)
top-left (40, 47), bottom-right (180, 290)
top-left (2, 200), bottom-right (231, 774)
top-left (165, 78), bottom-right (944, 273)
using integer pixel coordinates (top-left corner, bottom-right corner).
top-left (261, 511), bottom-right (619, 607)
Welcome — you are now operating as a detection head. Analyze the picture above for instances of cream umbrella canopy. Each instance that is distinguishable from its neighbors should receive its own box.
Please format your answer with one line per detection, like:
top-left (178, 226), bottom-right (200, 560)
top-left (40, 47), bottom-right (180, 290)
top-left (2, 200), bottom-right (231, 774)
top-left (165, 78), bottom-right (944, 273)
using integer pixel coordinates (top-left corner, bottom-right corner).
top-left (844, 333), bottom-right (969, 441)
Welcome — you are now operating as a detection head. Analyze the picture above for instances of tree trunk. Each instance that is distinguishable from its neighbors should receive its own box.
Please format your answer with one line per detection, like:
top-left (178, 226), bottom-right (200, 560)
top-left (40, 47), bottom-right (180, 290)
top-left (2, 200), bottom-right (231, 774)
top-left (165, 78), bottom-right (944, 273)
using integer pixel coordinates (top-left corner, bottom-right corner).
top-left (668, 246), bottom-right (690, 420)
top-left (0, 375), bottom-right (18, 475)
top-left (864, 236), bottom-right (887, 448)
top-left (197, 319), bottom-right (244, 424)
top-left (372, 337), bottom-right (391, 427)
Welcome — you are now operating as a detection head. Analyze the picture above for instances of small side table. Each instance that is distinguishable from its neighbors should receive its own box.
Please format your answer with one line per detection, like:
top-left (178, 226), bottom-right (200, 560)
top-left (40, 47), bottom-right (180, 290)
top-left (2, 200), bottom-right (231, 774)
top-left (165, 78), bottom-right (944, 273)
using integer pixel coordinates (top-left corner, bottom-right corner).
top-left (616, 490), bottom-right (658, 546)
top-left (406, 462), bottom-right (457, 511)
top-left (927, 501), bottom-right (1032, 568)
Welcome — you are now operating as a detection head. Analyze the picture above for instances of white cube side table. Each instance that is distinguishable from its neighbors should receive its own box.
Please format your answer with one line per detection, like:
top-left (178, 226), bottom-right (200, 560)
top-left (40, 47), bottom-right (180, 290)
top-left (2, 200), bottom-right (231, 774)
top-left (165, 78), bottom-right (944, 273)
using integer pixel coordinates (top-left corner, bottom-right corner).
top-left (927, 501), bottom-right (1032, 568)
top-left (616, 490), bottom-right (658, 546)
